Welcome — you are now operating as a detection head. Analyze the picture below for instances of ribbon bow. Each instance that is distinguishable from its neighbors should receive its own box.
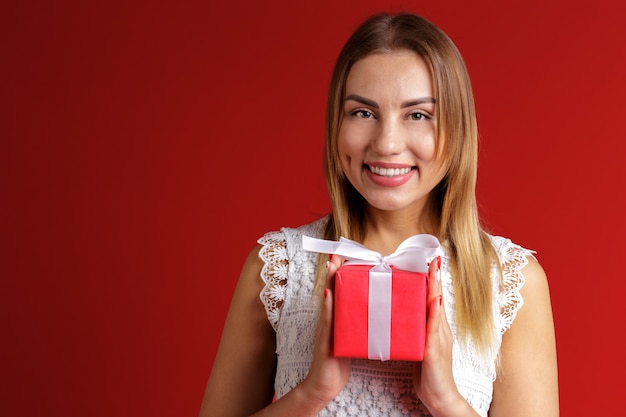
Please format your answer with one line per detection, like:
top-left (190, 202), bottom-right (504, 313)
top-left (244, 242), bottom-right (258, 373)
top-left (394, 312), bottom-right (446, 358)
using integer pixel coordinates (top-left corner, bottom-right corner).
top-left (302, 234), bottom-right (442, 272)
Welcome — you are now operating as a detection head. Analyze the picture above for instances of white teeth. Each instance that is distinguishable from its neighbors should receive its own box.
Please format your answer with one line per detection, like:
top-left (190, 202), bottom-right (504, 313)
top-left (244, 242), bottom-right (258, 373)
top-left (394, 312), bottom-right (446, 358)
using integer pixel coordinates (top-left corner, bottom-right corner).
top-left (368, 165), bottom-right (412, 177)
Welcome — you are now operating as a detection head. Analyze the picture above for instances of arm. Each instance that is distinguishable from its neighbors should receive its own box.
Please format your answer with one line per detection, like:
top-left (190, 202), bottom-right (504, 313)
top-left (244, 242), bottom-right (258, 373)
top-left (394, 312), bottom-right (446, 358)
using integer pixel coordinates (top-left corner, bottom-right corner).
top-left (198, 245), bottom-right (277, 416)
top-left (489, 257), bottom-right (559, 416)
top-left (198, 246), bottom-right (351, 417)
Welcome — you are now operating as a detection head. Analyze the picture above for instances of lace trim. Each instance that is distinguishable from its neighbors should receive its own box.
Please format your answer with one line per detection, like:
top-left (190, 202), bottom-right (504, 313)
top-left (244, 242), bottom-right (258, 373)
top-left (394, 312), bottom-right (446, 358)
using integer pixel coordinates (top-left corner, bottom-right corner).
top-left (495, 238), bottom-right (536, 335)
top-left (258, 231), bottom-right (289, 331)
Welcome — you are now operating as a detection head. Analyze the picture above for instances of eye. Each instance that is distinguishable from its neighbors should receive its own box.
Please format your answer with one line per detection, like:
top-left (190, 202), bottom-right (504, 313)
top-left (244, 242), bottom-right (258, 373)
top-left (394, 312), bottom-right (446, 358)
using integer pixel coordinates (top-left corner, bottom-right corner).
top-left (409, 111), bottom-right (429, 121)
top-left (351, 109), bottom-right (376, 119)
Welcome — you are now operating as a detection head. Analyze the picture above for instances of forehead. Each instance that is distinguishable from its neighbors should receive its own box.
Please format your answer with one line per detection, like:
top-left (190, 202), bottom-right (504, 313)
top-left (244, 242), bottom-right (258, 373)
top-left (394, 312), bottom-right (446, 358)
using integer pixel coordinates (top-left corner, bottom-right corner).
top-left (345, 50), bottom-right (434, 98)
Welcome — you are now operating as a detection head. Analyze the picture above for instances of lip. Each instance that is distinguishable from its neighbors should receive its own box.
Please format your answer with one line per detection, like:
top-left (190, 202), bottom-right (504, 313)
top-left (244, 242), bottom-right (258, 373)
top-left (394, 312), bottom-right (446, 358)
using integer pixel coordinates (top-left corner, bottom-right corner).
top-left (364, 162), bottom-right (416, 187)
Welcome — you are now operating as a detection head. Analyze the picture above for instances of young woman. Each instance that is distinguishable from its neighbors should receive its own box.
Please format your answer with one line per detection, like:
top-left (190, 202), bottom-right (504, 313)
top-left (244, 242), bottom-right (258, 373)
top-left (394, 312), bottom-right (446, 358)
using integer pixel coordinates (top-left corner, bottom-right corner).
top-left (199, 12), bottom-right (559, 417)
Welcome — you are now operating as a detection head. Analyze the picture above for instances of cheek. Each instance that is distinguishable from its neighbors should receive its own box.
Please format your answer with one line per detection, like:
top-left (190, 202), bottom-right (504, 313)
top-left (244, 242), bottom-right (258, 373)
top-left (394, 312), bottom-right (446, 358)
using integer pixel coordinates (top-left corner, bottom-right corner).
top-left (336, 142), bottom-right (353, 177)
top-left (427, 149), bottom-right (448, 184)
top-left (337, 130), bottom-right (356, 167)
top-left (407, 129), bottom-right (437, 160)
top-left (337, 125), bottom-right (367, 161)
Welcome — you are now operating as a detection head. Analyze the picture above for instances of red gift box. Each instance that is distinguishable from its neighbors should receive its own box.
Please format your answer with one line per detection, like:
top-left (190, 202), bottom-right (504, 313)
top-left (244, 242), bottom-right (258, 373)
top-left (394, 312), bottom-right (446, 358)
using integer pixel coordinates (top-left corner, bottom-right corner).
top-left (302, 234), bottom-right (441, 361)
top-left (333, 264), bottom-right (428, 361)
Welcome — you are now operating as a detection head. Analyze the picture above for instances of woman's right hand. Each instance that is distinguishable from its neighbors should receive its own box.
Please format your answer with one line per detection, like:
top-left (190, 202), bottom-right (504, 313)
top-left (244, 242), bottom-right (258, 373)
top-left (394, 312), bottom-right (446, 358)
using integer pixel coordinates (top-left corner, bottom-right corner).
top-left (300, 254), bottom-right (352, 404)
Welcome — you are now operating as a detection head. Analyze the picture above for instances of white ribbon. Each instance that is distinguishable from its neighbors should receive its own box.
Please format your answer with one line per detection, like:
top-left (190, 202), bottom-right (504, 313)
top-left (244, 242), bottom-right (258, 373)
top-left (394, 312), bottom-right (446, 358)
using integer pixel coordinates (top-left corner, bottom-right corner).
top-left (303, 234), bottom-right (442, 360)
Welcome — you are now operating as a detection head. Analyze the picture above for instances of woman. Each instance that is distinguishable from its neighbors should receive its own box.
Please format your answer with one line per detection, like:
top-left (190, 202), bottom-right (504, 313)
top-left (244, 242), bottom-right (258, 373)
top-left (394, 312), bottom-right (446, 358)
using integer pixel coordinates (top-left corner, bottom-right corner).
top-left (199, 12), bottom-right (558, 417)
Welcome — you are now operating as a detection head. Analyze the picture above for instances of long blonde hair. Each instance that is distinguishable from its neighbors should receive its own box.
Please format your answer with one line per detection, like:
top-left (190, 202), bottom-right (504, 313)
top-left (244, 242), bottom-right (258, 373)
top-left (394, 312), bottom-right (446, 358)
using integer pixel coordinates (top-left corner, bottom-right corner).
top-left (317, 12), bottom-right (499, 354)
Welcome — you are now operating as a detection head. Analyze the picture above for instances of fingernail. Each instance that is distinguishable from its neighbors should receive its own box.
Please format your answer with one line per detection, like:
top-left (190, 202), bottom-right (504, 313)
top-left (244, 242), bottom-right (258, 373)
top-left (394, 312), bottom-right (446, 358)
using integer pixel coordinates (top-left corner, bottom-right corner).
top-left (324, 288), bottom-right (329, 299)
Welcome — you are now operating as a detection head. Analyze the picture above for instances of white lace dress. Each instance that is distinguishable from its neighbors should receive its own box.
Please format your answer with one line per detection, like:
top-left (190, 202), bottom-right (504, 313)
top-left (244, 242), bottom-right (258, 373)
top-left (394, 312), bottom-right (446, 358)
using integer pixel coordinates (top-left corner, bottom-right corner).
top-left (258, 217), bottom-right (534, 417)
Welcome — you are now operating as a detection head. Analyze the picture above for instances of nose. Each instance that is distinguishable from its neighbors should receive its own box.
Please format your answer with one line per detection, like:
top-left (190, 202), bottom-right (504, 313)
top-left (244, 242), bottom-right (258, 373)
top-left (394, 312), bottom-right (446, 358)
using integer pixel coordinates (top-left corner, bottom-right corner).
top-left (370, 118), bottom-right (404, 155)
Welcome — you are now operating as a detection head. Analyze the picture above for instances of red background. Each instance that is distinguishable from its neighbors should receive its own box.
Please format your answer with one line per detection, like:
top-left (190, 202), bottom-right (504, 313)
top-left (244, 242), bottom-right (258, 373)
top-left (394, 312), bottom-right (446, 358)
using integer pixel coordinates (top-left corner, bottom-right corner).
top-left (3, 0), bottom-right (625, 415)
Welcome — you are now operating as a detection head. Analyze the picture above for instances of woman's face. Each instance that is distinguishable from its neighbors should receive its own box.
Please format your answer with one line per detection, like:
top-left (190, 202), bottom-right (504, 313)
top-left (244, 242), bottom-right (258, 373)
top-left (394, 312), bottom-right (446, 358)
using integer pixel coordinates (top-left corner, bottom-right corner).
top-left (338, 50), bottom-right (446, 214)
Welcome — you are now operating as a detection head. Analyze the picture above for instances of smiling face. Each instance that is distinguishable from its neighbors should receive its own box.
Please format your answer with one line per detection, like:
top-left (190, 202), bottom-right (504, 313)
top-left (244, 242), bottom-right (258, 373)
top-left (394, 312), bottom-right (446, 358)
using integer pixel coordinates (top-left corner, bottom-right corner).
top-left (338, 50), bottom-right (447, 216)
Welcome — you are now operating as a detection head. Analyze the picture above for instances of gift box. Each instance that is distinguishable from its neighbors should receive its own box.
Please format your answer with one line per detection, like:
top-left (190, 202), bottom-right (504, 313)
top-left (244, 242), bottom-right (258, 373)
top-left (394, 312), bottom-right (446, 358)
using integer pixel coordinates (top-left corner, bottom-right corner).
top-left (302, 234), bottom-right (442, 362)
top-left (334, 264), bottom-right (427, 361)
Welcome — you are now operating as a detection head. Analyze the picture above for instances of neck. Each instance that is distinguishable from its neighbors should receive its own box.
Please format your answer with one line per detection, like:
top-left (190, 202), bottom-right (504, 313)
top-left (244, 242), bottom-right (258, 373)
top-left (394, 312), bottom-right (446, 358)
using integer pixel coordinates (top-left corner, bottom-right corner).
top-left (361, 205), bottom-right (439, 255)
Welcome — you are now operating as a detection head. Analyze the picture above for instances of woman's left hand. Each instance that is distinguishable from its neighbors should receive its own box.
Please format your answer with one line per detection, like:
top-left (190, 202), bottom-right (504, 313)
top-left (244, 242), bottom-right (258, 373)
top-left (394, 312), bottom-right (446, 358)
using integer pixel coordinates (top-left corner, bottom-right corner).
top-left (412, 257), bottom-right (470, 416)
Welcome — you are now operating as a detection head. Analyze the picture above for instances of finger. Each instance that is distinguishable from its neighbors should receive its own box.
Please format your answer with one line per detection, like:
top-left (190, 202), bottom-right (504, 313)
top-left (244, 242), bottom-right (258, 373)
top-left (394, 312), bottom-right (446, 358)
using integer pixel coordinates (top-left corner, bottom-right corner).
top-left (330, 253), bottom-right (343, 269)
top-left (426, 294), bottom-right (443, 335)
top-left (322, 256), bottom-right (343, 356)
top-left (437, 256), bottom-right (443, 299)
top-left (426, 257), bottom-right (448, 334)
top-left (325, 254), bottom-right (342, 290)
top-left (427, 256), bottom-right (442, 305)
top-left (317, 286), bottom-right (335, 356)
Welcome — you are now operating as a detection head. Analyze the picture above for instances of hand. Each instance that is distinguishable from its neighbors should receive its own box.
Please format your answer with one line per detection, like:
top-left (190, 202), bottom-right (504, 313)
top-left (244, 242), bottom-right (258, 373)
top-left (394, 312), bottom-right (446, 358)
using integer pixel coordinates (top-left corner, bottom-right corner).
top-left (412, 257), bottom-right (460, 414)
top-left (300, 255), bottom-right (352, 404)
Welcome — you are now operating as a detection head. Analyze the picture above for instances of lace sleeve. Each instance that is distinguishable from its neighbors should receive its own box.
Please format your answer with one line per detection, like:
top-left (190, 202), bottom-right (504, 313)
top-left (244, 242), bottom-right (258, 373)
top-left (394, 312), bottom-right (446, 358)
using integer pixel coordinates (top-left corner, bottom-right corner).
top-left (258, 231), bottom-right (289, 331)
top-left (495, 238), bottom-right (537, 335)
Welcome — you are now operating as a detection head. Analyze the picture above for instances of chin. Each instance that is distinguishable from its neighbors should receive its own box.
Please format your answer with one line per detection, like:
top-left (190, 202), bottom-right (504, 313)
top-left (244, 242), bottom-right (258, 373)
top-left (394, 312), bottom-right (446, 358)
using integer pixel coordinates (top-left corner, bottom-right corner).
top-left (365, 197), bottom-right (412, 212)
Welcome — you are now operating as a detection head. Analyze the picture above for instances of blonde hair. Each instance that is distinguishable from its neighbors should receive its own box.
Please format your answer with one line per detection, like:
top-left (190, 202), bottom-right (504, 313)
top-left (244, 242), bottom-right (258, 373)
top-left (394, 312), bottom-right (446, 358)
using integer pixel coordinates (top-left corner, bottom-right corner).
top-left (317, 13), bottom-right (499, 354)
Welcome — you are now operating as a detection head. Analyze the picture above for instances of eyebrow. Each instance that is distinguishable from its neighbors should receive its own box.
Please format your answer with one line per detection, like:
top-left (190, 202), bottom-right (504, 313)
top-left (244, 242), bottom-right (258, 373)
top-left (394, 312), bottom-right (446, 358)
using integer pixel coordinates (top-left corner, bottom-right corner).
top-left (345, 94), bottom-right (436, 108)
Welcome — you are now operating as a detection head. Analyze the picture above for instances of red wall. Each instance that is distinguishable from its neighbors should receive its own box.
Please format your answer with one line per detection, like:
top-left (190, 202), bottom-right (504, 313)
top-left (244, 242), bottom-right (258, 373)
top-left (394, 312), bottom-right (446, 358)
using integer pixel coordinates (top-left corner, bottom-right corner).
top-left (3, 0), bottom-right (625, 415)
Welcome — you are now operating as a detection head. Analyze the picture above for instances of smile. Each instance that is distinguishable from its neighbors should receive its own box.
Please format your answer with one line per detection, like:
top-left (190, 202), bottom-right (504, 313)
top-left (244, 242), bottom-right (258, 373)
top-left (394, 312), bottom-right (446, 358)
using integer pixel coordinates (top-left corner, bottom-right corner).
top-left (367, 165), bottom-right (415, 177)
